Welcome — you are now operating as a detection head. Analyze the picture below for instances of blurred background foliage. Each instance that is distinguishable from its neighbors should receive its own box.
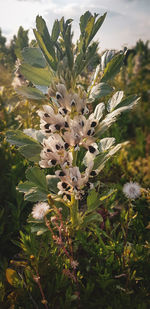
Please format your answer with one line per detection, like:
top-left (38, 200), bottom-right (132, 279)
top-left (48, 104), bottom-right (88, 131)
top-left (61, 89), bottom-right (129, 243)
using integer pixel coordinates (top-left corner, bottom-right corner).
top-left (0, 16), bottom-right (150, 308)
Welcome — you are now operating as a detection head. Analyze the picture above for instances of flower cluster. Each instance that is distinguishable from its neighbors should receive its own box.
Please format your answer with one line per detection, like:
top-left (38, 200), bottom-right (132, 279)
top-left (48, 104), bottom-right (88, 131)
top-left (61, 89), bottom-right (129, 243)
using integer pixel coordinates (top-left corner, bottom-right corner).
top-left (37, 83), bottom-right (138, 202)
top-left (37, 84), bottom-right (102, 201)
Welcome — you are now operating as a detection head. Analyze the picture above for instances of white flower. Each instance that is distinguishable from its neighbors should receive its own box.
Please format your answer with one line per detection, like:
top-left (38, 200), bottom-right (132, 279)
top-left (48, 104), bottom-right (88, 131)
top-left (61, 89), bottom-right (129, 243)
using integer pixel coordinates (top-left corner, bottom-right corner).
top-left (39, 134), bottom-right (72, 168)
top-left (38, 105), bottom-right (65, 136)
top-left (32, 202), bottom-right (50, 220)
top-left (48, 83), bottom-right (88, 115)
top-left (123, 182), bottom-right (141, 199)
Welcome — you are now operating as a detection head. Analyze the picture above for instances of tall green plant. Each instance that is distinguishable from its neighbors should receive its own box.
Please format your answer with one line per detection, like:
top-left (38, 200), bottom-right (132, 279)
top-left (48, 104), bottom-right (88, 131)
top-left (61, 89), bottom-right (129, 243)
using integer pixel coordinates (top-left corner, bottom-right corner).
top-left (5, 11), bottom-right (144, 308)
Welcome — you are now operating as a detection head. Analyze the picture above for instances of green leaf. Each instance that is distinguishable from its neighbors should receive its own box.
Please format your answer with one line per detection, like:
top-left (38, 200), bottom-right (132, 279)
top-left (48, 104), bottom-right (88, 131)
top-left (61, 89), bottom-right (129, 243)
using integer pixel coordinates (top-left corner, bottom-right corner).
top-left (17, 167), bottom-right (48, 202)
top-left (26, 167), bottom-right (47, 191)
top-left (85, 16), bottom-right (95, 46)
top-left (64, 25), bottom-right (74, 70)
top-left (75, 42), bottom-right (97, 76)
top-left (16, 86), bottom-right (46, 100)
top-left (6, 130), bottom-right (41, 147)
top-left (93, 153), bottom-right (107, 170)
top-left (101, 53), bottom-right (124, 82)
top-left (51, 19), bottom-right (60, 42)
top-left (80, 11), bottom-right (92, 34)
top-left (33, 28), bottom-right (57, 71)
top-left (101, 50), bottom-right (116, 70)
top-left (6, 130), bottom-right (42, 162)
top-left (19, 144), bottom-right (41, 162)
top-left (31, 225), bottom-right (48, 235)
top-left (89, 13), bottom-right (107, 44)
top-left (98, 137), bottom-right (115, 152)
top-left (20, 63), bottom-right (52, 86)
top-left (87, 189), bottom-right (101, 212)
top-left (46, 175), bottom-right (59, 194)
top-left (18, 183), bottom-right (48, 202)
top-left (116, 94), bottom-right (140, 110)
top-left (36, 16), bottom-right (55, 59)
top-left (82, 212), bottom-right (103, 226)
top-left (18, 181), bottom-right (36, 193)
top-left (100, 189), bottom-right (117, 201)
top-left (89, 82), bottom-right (113, 100)
top-left (107, 91), bottom-right (124, 112)
top-left (94, 143), bottom-right (125, 170)
top-left (22, 47), bottom-right (47, 68)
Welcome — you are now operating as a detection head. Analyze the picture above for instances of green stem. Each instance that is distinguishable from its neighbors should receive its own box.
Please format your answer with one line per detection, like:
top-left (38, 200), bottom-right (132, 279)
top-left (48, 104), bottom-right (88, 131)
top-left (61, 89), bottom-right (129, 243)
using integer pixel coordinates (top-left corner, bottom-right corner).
top-left (72, 148), bottom-right (78, 167)
top-left (70, 196), bottom-right (78, 227)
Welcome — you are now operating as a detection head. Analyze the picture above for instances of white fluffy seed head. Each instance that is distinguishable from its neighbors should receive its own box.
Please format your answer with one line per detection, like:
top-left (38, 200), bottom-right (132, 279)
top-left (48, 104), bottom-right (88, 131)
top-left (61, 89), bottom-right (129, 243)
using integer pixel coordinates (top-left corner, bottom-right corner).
top-left (123, 182), bottom-right (141, 199)
top-left (32, 202), bottom-right (50, 220)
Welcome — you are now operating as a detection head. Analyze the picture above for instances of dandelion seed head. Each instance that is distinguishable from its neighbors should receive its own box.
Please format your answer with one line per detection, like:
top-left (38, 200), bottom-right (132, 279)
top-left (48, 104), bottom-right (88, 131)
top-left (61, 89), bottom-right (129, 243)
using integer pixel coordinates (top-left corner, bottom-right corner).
top-left (123, 182), bottom-right (141, 199)
top-left (32, 202), bottom-right (50, 220)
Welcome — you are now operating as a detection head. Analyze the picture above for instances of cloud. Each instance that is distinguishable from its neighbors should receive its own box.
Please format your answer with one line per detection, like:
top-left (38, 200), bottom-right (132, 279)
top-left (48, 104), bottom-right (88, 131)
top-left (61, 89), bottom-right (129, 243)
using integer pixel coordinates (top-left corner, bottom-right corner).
top-left (0, 0), bottom-right (150, 49)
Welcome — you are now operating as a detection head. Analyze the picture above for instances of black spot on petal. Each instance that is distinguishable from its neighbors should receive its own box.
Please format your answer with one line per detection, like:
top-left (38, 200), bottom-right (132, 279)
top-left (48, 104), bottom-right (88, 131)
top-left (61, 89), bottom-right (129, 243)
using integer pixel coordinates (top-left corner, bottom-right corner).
top-left (65, 121), bottom-right (69, 128)
top-left (63, 108), bottom-right (67, 114)
top-left (44, 123), bottom-right (50, 129)
top-left (90, 171), bottom-right (97, 176)
top-left (56, 144), bottom-right (60, 150)
top-left (44, 113), bottom-right (50, 117)
top-left (91, 121), bottom-right (97, 127)
top-left (55, 124), bottom-right (61, 130)
top-left (56, 92), bottom-right (62, 100)
top-left (59, 171), bottom-right (65, 177)
top-left (65, 143), bottom-right (69, 150)
top-left (62, 182), bottom-right (68, 189)
top-left (89, 146), bottom-right (96, 153)
top-left (71, 100), bottom-right (75, 106)
top-left (87, 130), bottom-right (92, 136)
top-left (51, 159), bottom-right (57, 165)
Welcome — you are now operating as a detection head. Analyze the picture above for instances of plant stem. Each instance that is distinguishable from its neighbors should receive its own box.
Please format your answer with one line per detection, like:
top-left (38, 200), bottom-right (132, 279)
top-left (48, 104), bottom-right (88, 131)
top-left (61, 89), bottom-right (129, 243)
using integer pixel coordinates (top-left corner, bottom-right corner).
top-left (70, 196), bottom-right (79, 227)
top-left (34, 269), bottom-right (49, 309)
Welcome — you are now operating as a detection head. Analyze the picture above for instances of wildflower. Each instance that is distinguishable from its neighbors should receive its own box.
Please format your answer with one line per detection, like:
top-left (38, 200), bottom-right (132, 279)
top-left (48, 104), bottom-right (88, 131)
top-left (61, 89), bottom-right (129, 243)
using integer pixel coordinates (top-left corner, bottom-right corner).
top-left (32, 202), bottom-right (50, 220)
top-left (39, 134), bottom-right (72, 168)
top-left (56, 166), bottom-right (94, 200)
top-left (123, 182), bottom-right (141, 199)
top-left (48, 83), bottom-right (88, 115)
top-left (37, 105), bottom-right (66, 136)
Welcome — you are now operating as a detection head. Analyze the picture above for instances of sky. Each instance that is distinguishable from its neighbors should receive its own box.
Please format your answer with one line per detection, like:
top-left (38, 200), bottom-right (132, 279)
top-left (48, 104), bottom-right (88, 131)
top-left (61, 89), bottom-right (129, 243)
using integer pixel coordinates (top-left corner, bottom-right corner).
top-left (0, 0), bottom-right (150, 50)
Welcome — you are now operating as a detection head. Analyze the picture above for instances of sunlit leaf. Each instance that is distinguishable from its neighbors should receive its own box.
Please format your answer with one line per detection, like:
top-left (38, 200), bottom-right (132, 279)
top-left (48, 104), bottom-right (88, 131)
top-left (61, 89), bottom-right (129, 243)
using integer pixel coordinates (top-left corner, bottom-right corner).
top-left (98, 137), bottom-right (115, 152)
top-left (20, 62), bottom-right (52, 86)
top-left (22, 47), bottom-right (47, 68)
top-left (51, 19), bottom-right (60, 42)
top-left (34, 25), bottom-right (57, 70)
top-left (89, 82), bottom-right (113, 101)
top-left (87, 189), bottom-right (101, 212)
top-left (101, 50), bottom-right (116, 71)
top-left (107, 91), bottom-right (124, 112)
top-left (16, 86), bottom-right (46, 100)
top-left (101, 52), bottom-right (124, 82)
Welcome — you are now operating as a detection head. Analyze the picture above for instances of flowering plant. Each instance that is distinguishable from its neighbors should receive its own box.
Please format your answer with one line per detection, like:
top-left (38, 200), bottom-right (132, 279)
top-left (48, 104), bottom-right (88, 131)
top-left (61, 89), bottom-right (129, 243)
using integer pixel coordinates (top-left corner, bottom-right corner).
top-left (6, 11), bottom-right (143, 307)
